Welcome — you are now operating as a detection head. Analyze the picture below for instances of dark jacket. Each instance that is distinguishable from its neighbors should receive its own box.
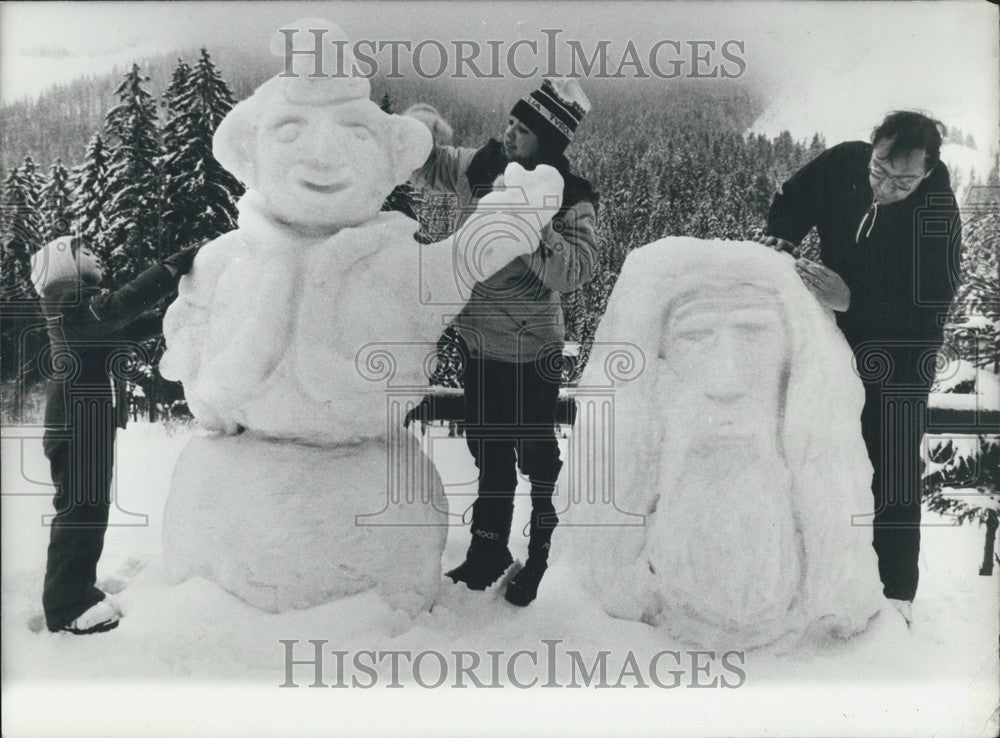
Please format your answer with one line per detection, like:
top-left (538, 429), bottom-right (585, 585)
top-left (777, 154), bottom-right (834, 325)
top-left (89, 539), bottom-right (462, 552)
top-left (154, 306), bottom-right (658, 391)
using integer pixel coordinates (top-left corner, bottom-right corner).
top-left (40, 264), bottom-right (178, 431)
top-left (767, 141), bottom-right (961, 348)
top-left (411, 139), bottom-right (600, 363)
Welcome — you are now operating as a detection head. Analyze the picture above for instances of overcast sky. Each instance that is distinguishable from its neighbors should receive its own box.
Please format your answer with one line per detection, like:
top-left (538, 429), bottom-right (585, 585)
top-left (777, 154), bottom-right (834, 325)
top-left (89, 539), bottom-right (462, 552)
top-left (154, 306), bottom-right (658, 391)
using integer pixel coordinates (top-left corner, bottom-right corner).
top-left (2, 1), bottom-right (997, 169)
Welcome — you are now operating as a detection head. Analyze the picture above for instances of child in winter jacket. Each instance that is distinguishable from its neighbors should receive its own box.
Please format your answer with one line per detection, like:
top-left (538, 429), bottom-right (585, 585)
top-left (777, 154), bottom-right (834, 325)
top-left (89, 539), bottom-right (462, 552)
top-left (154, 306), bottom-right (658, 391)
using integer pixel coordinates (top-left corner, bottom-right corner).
top-left (29, 236), bottom-right (198, 634)
top-left (408, 79), bottom-right (599, 606)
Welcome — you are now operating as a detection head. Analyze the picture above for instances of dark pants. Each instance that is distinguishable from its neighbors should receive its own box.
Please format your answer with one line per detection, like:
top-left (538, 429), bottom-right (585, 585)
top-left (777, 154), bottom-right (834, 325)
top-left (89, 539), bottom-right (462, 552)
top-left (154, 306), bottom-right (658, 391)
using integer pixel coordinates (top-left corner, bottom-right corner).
top-left (462, 354), bottom-right (563, 545)
top-left (856, 344), bottom-right (930, 602)
top-left (42, 399), bottom-right (116, 630)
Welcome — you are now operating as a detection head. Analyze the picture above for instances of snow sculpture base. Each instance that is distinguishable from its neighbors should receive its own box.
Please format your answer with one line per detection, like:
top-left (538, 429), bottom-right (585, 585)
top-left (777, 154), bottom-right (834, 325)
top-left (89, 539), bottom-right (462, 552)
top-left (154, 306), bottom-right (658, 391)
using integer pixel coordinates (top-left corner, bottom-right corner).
top-left (163, 433), bottom-right (448, 615)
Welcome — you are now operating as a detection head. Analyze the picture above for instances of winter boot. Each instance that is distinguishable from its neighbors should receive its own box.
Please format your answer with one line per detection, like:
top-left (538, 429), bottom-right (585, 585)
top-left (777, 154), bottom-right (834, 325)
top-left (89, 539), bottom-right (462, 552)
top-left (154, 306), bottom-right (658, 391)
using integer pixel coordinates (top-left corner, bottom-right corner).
top-left (446, 532), bottom-right (514, 590)
top-left (446, 499), bottom-right (514, 590)
top-left (57, 598), bottom-right (121, 635)
top-left (505, 512), bottom-right (556, 607)
top-left (889, 598), bottom-right (913, 628)
top-left (504, 558), bottom-right (547, 607)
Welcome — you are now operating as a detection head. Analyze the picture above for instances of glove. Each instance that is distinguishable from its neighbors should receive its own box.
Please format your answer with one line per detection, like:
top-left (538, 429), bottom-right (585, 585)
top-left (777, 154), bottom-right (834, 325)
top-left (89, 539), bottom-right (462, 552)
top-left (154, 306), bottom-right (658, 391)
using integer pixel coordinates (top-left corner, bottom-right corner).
top-left (162, 243), bottom-right (203, 277)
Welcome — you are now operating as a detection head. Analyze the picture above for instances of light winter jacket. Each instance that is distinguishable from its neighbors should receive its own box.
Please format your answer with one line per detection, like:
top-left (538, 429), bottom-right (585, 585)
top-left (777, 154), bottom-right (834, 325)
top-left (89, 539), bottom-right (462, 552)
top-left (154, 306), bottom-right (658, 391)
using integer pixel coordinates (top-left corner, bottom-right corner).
top-left (411, 139), bottom-right (599, 363)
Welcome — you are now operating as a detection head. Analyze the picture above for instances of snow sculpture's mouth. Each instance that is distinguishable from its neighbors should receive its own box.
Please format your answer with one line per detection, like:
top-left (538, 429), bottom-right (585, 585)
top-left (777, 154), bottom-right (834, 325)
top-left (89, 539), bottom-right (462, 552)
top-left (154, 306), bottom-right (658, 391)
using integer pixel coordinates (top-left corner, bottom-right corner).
top-left (709, 422), bottom-right (754, 442)
top-left (299, 178), bottom-right (349, 194)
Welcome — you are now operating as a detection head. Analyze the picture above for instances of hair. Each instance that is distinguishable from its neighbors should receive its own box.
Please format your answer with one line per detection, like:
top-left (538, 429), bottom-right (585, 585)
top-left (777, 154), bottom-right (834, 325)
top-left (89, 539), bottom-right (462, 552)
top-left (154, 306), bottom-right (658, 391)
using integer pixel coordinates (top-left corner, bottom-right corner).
top-left (514, 110), bottom-right (570, 158)
top-left (871, 111), bottom-right (946, 171)
top-left (68, 236), bottom-right (84, 258)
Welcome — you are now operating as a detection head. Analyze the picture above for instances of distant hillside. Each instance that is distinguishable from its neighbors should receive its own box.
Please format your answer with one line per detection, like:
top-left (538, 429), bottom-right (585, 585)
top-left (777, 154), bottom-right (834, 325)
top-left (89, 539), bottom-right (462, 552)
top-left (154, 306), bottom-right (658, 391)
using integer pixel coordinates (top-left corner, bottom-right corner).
top-left (1, 46), bottom-right (262, 173)
top-left (0, 43), bottom-right (769, 176)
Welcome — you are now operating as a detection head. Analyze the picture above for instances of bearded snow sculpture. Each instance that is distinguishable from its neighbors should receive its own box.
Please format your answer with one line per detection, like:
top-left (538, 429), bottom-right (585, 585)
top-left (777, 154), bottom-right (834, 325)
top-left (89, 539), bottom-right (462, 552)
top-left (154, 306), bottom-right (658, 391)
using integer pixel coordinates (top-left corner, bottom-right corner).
top-left (567, 238), bottom-right (883, 648)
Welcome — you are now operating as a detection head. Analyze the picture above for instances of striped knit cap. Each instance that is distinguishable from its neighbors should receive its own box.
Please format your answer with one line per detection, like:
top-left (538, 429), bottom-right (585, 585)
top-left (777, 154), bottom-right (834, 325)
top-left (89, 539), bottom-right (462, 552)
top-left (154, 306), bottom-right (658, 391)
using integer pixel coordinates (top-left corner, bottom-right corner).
top-left (510, 78), bottom-right (591, 154)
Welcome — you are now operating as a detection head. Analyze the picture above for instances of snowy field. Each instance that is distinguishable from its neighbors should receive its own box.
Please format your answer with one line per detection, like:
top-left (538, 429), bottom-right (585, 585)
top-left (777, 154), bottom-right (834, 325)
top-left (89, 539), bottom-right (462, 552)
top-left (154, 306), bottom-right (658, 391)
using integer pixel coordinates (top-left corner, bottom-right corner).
top-left (2, 421), bottom-right (998, 737)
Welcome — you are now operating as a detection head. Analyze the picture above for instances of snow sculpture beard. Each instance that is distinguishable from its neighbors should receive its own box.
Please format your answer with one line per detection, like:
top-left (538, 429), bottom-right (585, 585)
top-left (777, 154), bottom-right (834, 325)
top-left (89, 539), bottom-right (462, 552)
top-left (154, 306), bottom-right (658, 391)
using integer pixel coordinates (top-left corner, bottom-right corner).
top-left (648, 429), bottom-right (802, 642)
top-left (643, 288), bottom-right (806, 643)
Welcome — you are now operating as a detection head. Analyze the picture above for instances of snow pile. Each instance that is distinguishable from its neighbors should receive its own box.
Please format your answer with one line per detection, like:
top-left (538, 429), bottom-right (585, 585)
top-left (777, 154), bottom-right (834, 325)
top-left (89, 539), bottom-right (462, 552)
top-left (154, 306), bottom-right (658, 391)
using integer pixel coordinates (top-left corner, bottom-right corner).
top-left (563, 238), bottom-right (884, 648)
top-left (157, 18), bottom-right (564, 614)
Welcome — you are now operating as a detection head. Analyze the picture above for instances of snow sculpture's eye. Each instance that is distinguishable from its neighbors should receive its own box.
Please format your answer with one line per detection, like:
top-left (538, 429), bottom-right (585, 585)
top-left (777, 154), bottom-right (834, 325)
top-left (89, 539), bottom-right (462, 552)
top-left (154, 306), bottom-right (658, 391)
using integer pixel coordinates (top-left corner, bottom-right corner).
top-left (351, 126), bottom-right (372, 141)
top-left (274, 121), bottom-right (303, 143)
top-left (735, 322), bottom-right (768, 337)
top-left (677, 329), bottom-right (712, 344)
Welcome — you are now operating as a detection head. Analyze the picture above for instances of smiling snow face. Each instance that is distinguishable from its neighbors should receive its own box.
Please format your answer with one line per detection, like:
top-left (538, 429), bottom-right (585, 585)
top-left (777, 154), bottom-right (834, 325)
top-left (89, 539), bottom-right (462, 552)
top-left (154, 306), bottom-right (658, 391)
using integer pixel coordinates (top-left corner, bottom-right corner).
top-left (253, 98), bottom-right (402, 231)
top-left (211, 18), bottom-right (431, 239)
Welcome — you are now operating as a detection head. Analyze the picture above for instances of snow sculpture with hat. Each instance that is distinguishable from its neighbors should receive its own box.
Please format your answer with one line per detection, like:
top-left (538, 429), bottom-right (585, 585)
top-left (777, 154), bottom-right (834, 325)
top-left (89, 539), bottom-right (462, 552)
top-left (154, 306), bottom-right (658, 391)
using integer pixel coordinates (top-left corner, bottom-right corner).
top-left (159, 18), bottom-right (564, 615)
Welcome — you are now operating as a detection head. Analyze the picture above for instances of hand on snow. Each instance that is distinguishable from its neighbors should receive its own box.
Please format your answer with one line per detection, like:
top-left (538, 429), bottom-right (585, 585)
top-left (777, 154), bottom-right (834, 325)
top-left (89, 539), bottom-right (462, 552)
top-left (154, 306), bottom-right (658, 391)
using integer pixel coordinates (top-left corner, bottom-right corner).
top-left (756, 234), bottom-right (796, 254)
top-left (795, 258), bottom-right (850, 312)
top-left (163, 243), bottom-right (203, 277)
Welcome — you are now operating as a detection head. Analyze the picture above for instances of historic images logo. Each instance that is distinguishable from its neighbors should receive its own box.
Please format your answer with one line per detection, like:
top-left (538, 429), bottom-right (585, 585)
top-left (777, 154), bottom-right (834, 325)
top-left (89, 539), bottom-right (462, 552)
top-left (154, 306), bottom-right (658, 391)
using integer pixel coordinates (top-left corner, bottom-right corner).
top-left (278, 28), bottom-right (747, 80)
top-left (280, 639), bottom-right (748, 689)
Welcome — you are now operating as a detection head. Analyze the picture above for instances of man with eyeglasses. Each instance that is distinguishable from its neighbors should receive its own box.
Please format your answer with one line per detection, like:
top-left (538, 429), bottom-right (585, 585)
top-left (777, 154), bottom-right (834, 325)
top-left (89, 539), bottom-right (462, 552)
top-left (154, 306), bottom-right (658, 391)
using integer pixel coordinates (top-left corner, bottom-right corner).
top-left (759, 111), bottom-right (962, 626)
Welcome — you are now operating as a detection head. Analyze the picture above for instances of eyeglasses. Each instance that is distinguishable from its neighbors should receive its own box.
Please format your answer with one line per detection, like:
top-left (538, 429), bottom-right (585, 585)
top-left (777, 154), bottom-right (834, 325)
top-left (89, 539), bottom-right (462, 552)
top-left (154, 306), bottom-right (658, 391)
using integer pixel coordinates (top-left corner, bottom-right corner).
top-left (868, 159), bottom-right (924, 191)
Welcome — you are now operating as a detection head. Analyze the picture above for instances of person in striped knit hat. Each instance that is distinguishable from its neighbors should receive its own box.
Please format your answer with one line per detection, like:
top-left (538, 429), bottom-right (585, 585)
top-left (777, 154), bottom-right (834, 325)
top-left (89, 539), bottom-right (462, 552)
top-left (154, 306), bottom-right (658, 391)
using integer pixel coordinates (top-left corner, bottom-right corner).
top-left (409, 79), bottom-right (599, 606)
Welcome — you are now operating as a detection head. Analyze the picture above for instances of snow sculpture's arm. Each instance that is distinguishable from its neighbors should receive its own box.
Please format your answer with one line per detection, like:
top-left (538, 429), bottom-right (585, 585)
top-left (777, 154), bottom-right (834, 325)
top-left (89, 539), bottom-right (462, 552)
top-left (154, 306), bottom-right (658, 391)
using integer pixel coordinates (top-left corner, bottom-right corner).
top-left (160, 233), bottom-right (240, 385)
top-left (415, 162), bottom-right (564, 306)
top-left (195, 253), bottom-right (296, 408)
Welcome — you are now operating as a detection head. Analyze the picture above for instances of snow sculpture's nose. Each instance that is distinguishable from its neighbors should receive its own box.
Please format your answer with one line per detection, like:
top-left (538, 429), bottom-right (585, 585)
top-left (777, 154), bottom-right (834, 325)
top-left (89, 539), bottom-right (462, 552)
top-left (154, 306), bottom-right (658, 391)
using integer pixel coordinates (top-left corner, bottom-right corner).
top-left (703, 331), bottom-right (745, 402)
top-left (302, 116), bottom-right (347, 171)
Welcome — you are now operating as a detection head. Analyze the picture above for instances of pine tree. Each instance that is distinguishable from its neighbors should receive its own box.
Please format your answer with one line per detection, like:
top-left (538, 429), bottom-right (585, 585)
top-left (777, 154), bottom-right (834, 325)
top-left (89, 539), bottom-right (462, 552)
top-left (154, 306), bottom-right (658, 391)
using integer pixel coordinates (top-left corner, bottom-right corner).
top-left (18, 154), bottom-right (45, 202)
top-left (160, 49), bottom-right (243, 253)
top-left (39, 159), bottom-right (73, 242)
top-left (808, 133), bottom-right (826, 159)
top-left (1, 163), bottom-right (44, 298)
top-left (162, 58), bottom-right (192, 115)
top-left (1, 163), bottom-right (45, 384)
top-left (71, 133), bottom-right (111, 258)
top-left (103, 64), bottom-right (163, 286)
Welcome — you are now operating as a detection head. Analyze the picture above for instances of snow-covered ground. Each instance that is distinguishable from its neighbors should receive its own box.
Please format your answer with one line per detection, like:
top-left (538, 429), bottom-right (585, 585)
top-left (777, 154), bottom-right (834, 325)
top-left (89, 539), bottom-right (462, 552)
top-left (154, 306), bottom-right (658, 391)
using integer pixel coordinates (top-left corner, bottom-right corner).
top-left (2, 422), bottom-right (998, 737)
